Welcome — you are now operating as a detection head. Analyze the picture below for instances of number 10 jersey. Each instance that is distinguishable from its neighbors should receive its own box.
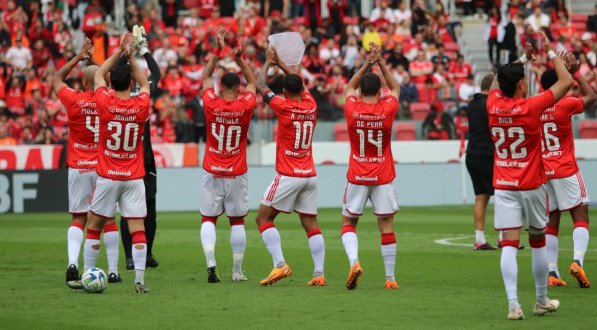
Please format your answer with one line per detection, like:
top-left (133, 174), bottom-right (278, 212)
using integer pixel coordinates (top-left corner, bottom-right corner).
top-left (94, 86), bottom-right (150, 181)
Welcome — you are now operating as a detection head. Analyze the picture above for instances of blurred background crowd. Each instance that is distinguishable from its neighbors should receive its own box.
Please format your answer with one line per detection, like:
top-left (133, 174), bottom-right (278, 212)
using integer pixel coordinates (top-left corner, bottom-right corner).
top-left (0, 0), bottom-right (595, 146)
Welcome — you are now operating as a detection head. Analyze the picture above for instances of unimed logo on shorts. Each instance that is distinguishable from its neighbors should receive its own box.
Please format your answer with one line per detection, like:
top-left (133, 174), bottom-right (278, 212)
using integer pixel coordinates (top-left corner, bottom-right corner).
top-left (0, 171), bottom-right (68, 214)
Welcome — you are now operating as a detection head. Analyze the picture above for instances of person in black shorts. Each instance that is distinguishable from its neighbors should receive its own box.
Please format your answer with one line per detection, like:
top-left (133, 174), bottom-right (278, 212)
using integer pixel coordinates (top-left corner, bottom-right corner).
top-left (465, 74), bottom-right (498, 250)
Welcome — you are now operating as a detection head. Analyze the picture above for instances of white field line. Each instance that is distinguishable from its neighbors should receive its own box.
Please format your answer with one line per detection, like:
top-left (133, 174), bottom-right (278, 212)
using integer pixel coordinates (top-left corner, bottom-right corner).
top-left (434, 235), bottom-right (597, 252)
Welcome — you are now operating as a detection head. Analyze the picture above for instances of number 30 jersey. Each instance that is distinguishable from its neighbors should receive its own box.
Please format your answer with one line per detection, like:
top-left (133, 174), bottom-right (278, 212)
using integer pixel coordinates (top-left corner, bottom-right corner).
top-left (94, 87), bottom-right (150, 180)
top-left (487, 88), bottom-right (555, 190)
top-left (263, 89), bottom-right (317, 178)
top-left (345, 95), bottom-right (398, 186)
top-left (541, 96), bottom-right (584, 179)
top-left (202, 88), bottom-right (256, 176)
top-left (57, 87), bottom-right (99, 169)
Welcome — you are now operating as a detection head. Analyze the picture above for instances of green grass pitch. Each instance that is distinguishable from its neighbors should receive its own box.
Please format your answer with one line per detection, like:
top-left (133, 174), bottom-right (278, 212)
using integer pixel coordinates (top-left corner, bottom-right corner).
top-left (0, 206), bottom-right (595, 329)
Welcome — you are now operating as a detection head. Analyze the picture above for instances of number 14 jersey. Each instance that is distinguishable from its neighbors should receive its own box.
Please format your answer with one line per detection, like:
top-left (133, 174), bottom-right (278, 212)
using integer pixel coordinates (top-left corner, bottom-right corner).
top-left (94, 87), bottom-right (150, 180)
top-left (345, 95), bottom-right (398, 186)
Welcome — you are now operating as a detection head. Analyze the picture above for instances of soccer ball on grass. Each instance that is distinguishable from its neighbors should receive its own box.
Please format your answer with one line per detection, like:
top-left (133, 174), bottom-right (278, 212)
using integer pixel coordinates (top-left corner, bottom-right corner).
top-left (81, 268), bottom-right (107, 293)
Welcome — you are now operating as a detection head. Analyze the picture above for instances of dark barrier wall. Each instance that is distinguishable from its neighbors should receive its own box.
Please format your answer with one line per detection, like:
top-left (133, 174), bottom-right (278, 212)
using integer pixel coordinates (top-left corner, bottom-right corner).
top-left (0, 170), bottom-right (68, 213)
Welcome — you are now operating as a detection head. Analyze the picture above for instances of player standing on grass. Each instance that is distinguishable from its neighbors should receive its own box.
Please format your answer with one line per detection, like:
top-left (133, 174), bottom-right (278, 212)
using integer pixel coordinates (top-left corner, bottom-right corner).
top-left (340, 43), bottom-right (400, 290)
top-left (488, 35), bottom-right (573, 320)
top-left (539, 56), bottom-right (596, 288)
top-left (51, 38), bottom-right (121, 287)
top-left (254, 46), bottom-right (326, 287)
top-left (199, 28), bottom-right (256, 283)
top-left (82, 33), bottom-right (152, 293)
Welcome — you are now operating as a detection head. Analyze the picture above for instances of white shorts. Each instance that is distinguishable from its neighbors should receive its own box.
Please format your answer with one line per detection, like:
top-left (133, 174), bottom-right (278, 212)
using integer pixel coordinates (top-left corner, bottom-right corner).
top-left (68, 168), bottom-right (98, 214)
top-left (261, 174), bottom-right (317, 216)
top-left (494, 185), bottom-right (548, 231)
top-left (546, 172), bottom-right (590, 212)
top-left (342, 182), bottom-right (399, 217)
top-left (90, 177), bottom-right (146, 219)
top-left (200, 171), bottom-right (249, 217)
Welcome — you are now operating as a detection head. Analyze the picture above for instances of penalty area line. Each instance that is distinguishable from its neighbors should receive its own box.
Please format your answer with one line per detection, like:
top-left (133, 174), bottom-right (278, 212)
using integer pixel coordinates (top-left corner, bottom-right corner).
top-left (434, 236), bottom-right (597, 252)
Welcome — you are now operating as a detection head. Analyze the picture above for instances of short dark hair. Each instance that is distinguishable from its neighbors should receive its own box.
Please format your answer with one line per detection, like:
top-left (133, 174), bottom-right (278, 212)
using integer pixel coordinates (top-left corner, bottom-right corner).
top-left (220, 73), bottom-right (241, 89)
top-left (269, 75), bottom-right (284, 95)
top-left (480, 73), bottom-right (494, 91)
top-left (110, 64), bottom-right (132, 91)
top-left (283, 74), bottom-right (303, 94)
top-left (540, 69), bottom-right (557, 90)
top-left (360, 73), bottom-right (381, 96)
top-left (497, 63), bottom-right (525, 97)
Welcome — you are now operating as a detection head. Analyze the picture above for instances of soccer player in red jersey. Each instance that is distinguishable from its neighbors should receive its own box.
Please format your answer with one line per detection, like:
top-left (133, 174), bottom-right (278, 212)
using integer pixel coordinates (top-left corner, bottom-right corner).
top-left (488, 35), bottom-right (573, 319)
top-left (340, 43), bottom-right (400, 290)
top-left (254, 47), bottom-right (326, 286)
top-left (82, 33), bottom-right (152, 293)
top-left (51, 38), bottom-right (121, 288)
top-left (199, 28), bottom-right (256, 283)
top-left (539, 56), bottom-right (597, 288)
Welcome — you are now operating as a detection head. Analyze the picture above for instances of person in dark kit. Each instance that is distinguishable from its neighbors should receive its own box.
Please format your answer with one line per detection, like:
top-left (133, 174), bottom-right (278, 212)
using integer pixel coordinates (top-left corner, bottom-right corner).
top-left (465, 74), bottom-right (498, 250)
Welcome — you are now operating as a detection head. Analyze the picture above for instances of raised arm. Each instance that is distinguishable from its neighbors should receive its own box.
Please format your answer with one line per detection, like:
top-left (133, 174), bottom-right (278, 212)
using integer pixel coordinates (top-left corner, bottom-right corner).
top-left (345, 42), bottom-right (379, 97)
top-left (256, 47), bottom-right (276, 93)
top-left (541, 32), bottom-right (573, 102)
top-left (202, 27), bottom-right (226, 91)
top-left (137, 25), bottom-right (161, 92)
top-left (272, 47), bottom-right (298, 75)
top-left (128, 48), bottom-right (150, 95)
top-left (52, 38), bottom-right (92, 93)
top-left (234, 38), bottom-right (256, 94)
top-left (564, 52), bottom-right (597, 108)
top-left (376, 49), bottom-right (400, 99)
top-left (95, 33), bottom-right (132, 91)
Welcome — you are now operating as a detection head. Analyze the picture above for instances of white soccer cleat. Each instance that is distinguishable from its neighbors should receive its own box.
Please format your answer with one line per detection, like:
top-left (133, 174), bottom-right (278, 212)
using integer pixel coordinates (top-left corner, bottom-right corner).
top-left (232, 272), bottom-right (248, 282)
top-left (507, 307), bottom-right (525, 320)
top-left (534, 299), bottom-right (559, 316)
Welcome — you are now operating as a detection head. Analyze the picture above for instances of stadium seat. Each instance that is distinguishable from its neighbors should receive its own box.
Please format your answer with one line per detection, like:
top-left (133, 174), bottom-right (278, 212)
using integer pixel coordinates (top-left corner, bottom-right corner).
top-left (321, 160), bottom-right (336, 165)
top-left (571, 14), bottom-right (588, 24)
top-left (395, 122), bottom-right (416, 140)
top-left (410, 102), bottom-right (431, 121)
top-left (334, 123), bottom-right (350, 141)
top-left (578, 120), bottom-right (597, 139)
top-left (444, 42), bottom-right (459, 52)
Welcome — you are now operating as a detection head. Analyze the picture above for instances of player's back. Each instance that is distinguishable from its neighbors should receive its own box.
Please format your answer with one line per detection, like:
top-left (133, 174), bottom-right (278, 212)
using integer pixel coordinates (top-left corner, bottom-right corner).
top-left (57, 87), bottom-right (99, 169)
top-left (487, 88), bottom-right (555, 190)
top-left (541, 96), bottom-right (584, 179)
top-left (345, 94), bottom-right (398, 185)
top-left (270, 91), bottom-right (317, 177)
top-left (202, 88), bottom-right (256, 176)
top-left (94, 87), bottom-right (150, 180)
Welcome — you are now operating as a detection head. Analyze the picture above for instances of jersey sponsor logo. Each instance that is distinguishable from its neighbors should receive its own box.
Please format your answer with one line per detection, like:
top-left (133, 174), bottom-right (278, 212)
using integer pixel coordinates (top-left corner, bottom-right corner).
top-left (108, 106), bottom-right (143, 114)
top-left (77, 100), bottom-right (97, 108)
top-left (73, 143), bottom-right (98, 150)
top-left (542, 150), bottom-right (563, 158)
top-left (104, 149), bottom-right (137, 159)
top-left (495, 160), bottom-right (528, 168)
top-left (78, 168), bottom-right (96, 174)
top-left (107, 169), bottom-right (132, 177)
top-left (208, 147), bottom-right (240, 156)
top-left (352, 154), bottom-right (386, 163)
top-left (355, 175), bottom-right (378, 182)
top-left (352, 113), bottom-right (386, 120)
top-left (293, 168), bottom-right (313, 174)
top-left (284, 149), bottom-right (311, 158)
top-left (213, 109), bottom-right (244, 117)
top-left (545, 170), bottom-right (555, 176)
top-left (77, 160), bottom-right (97, 167)
top-left (496, 179), bottom-right (519, 187)
top-left (211, 165), bottom-right (233, 172)
top-left (491, 106), bottom-right (522, 115)
top-left (541, 113), bottom-right (555, 121)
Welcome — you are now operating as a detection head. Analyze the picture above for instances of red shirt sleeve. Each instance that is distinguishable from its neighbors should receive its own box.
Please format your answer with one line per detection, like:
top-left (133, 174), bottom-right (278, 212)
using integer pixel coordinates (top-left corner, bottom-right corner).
top-left (560, 96), bottom-right (585, 116)
top-left (382, 95), bottom-right (399, 114)
top-left (57, 86), bottom-right (77, 115)
top-left (242, 91), bottom-right (257, 111)
top-left (201, 88), bottom-right (218, 111)
top-left (528, 89), bottom-right (555, 116)
top-left (94, 87), bottom-right (111, 111)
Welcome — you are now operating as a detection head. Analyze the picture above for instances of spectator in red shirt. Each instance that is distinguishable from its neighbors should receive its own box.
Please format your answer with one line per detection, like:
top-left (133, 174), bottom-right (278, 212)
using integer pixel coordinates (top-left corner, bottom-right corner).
top-left (409, 50), bottom-right (433, 84)
top-left (303, 43), bottom-right (325, 74)
top-left (557, 15), bottom-right (577, 39)
top-left (81, 0), bottom-right (104, 38)
top-left (144, 8), bottom-right (166, 34)
top-left (5, 76), bottom-right (26, 115)
top-left (485, 7), bottom-right (501, 67)
top-left (449, 54), bottom-right (473, 83)
top-left (199, 0), bottom-right (219, 19)
top-left (163, 66), bottom-right (185, 98)
top-left (304, 0), bottom-right (323, 31)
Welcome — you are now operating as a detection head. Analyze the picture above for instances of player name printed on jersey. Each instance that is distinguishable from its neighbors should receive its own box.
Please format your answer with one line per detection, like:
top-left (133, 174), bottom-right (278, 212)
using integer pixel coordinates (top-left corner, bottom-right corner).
top-left (267, 90), bottom-right (317, 177)
top-left (94, 87), bottom-right (149, 180)
top-left (57, 87), bottom-right (99, 169)
top-left (202, 88), bottom-right (255, 176)
top-left (487, 88), bottom-right (555, 190)
top-left (345, 95), bottom-right (398, 185)
top-left (540, 96), bottom-right (584, 179)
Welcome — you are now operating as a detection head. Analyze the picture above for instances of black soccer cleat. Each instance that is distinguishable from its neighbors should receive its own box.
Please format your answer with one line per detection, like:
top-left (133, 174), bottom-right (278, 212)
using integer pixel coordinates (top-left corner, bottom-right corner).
top-left (207, 266), bottom-right (221, 283)
top-left (108, 273), bottom-right (122, 283)
top-left (474, 242), bottom-right (498, 250)
top-left (66, 264), bottom-right (79, 283)
top-left (126, 258), bottom-right (134, 270)
top-left (146, 255), bottom-right (159, 268)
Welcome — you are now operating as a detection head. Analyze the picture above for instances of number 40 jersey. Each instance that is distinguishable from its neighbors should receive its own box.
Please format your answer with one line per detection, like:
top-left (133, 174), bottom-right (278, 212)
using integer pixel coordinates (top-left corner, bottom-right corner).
top-left (345, 94), bottom-right (398, 186)
top-left (487, 88), bottom-right (556, 191)
top-left (94, 86), bottom-right (150, 180)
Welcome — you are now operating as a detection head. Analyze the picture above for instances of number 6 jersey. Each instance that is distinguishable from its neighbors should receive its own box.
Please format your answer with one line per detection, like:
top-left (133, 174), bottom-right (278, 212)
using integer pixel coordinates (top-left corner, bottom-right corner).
top-left (487, 88), bottom-right (555, 190)
top-left (345, 94), bottom-right (398, 185)
top-left (201, 88), bottom-right (256, 176)
top-left (94, 86), bottom-right (150, 180)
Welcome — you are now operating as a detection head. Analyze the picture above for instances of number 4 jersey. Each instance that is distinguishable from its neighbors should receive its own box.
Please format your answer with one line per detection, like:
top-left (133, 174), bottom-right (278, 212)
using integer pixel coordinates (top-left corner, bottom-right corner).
top-left (541, 96), bottom-right (584, 179)
top-left (202, 88), bottom-right (256, 176)
top-left (345, 95), bottom-right (398, 185)
top-left (57, 87), bottom-right (99, 169)
top-left (487, 88), bottom-right (555, 190)
top-left (94, 86), bottom-right (150, 180)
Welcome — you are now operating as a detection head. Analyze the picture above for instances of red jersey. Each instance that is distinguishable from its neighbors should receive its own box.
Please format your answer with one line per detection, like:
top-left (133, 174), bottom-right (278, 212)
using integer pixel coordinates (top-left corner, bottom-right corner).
top-left (264, 90), bottom-right (317, 177)
top-left (57, 87), bottom-right (99, 169)
top-left (94, 87), bottom-right (150, 180)
top-left (409, 60), bottom-right (433, 83)
top-left (541, 96), bottom-right (584, 179)
top-left (345, 95), bottom-right (398, 185)
top-left (202, 88), bottom-right (256, 176)
top-left (487, 89), bottom-right (555, 190)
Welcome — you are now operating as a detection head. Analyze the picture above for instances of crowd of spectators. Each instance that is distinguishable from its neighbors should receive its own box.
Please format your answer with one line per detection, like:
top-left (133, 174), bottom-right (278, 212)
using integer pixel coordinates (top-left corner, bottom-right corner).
top-left (0, 0), bottom-right (595, 146)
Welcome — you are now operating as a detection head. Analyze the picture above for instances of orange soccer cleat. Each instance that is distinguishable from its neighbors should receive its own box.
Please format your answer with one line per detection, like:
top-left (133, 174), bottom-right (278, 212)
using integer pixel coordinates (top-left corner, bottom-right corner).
top-left (385, 280), bottom-right (399, 290)
top-left (259, 264), bottom-right (292, 286)
top-left (569, 261), bottom-right (591, 288)
top-left (548, 274), bottom-right (568, 287)
top-left (307, 275), bottom-right (326, 286)
top-left (346, 262), bottom-right (363, 290)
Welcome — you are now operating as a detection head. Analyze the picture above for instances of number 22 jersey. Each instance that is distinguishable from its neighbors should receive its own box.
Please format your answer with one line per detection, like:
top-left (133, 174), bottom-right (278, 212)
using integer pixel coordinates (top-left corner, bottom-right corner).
top-left (94, 86), bottom-right (150, 180)
top-left (487, 88), bottom-right (555, 190)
